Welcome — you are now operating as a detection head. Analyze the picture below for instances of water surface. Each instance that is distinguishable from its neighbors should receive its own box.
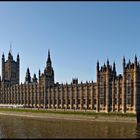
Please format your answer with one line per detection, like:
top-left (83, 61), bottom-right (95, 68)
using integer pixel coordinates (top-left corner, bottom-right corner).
top-left (0, 115), bottom-right (139, 138)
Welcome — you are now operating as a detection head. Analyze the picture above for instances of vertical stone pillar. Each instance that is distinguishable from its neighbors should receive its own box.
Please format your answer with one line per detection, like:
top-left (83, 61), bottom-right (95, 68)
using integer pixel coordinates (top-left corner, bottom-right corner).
top-left (122, 73), bottom-right (126, 113)
top-left (73, 86), bottom-right (75, 110)
top-left (52, 87), bottom-right (55, 109)
top-left (116, 80), bottom-right (119, 112)
top-left (27, 85), bottom-right (29, 107)
top-left (75, 86), bottom-right (78, 109)
top-left (5, 87), bottom-right (6, 104)
top-left (21, 85), bottom-right (22, 105)
top-left (30, 85), bottom-right (33, 107)
top-left (15, 85), bottom-right (16, 104)
top-left (70, 85), bottom-right (73, 109)
top-left (50, 87), bottom-right (52, 109)
top-left (48, 87), bottom-right (50, 109)
top-left (14, 85), bottom-right (15, 105)
top-left (112, 81), bottom-right (114, 112)
top-left (2, 86), bottom-right (4, 104)
top-left (16, 85), bottom-right (18, 104)
top-left (80, 83), bottom-right (83, 110)
top-left (91, 81), bottom-right (94, 110)
top-left (86, 82), bottom-right (88, 110)
top-left (61, 85), bottom-right (63, 109)
top-left (36, 84), bottom-right (38, 107)
top-left (24, 85), bottom-right (26, 107)
top-left (96, 74), bottom-right (100, 112)
top-left (106, 71), bottom-right (109, 113)
top-left (38, 84), bottom-right (41, 108)
top-left (2, 54), bottom-right (5, 82)
top-left (17, 85), bottom-right (18, 104)
top-left (34, 84), bottom-right (36, 107)
top-left (66, 85), bottom-right (68, 109)
top-left (56, 85), bottom-right (59, 109)
top-left (8, 87), bottom-right (11, 104)
top-left (134, 68), bottom-right (137, 113)
top-left (18, 86), bottom-right (20, 105)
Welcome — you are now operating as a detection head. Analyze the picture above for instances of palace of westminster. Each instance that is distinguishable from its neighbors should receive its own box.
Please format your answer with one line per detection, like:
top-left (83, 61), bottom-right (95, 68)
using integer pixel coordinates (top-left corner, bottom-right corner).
top-left (0, 49), bottom-right (140, 114)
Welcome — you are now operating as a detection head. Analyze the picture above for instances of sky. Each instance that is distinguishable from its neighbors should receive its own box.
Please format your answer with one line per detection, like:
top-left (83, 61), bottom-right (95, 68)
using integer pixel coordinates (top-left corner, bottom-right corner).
top-left (0, 2), bottom-right (140, 84)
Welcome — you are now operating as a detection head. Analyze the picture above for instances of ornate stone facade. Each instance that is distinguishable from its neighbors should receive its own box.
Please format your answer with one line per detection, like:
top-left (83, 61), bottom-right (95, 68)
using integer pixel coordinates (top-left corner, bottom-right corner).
top-left (0, 49), bottom-right (140, 113)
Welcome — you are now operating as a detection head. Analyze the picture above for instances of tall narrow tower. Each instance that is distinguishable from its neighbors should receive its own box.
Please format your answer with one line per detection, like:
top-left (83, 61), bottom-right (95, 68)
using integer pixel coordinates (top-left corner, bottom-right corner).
top-left (25, 68), bottom-right (31, 84)
top-left (2, 53), bottom-right (5, 82)
top-left (44, 49), bottom-right (54, 87)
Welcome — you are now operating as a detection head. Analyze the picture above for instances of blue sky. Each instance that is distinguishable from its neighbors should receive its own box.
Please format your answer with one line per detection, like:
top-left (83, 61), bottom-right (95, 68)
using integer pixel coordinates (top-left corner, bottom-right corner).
top-left (0, 2), bottom-right (140, 84)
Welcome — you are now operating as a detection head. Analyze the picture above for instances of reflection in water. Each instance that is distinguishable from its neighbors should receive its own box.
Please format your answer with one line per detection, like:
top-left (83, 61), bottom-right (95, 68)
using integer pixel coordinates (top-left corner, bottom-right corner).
top-left (0, 115), bottom-right (138, 138)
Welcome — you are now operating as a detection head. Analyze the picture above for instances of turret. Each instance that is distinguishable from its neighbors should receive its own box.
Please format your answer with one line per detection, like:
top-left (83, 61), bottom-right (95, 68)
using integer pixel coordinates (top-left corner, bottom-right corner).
top-left (16, 53), bottom-right (20, 84)
top-left (128, 59), bottom-right (131, 64)
top-left (128, 59), bottom-right (131, 69)
top-left (8, 51), bottom-right (13, 61)
top-left (2, 53), bottom-right (5, 61)
top-left (2, 48), bottom-right (20, 86)
top-left (32, 74), bottom-right (37, 83)
top-left (25, 67), bottom-right (31, 84)
top-left (107, 59), bottom-right (109, 67)
top-left (97, 60), bottom-right (99, 72)
top-left (113, 62), bottom-right (116, 72)
top-left (2, 53), bottom-right (5, 81)
top-left (113, 61), bottom-right (116, 77)
top-left (17, 53), bottom-right (20, 63)
top-left (72, 78), bottom-right (78, 85)
top-left (38, 69), bottom-right (41, 78)
top-left (123, 56), bottom-right (125, 71)
top-left (104, 63), bottom-right (106, 68)
top-left (135, 54), bottom-right (137, 68)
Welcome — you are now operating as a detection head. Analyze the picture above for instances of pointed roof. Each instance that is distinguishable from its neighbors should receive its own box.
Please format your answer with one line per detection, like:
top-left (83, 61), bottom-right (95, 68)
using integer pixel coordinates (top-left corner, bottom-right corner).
top-left (8, 43), bottom-right (13, 60)
top-left (2, 52), bottom-right (4, 59)
top-left (48, 49), bottom-right (50, 58)
top-left (17, 53), bottom-right (19, 58)
top-left (46, 49), bottom-right (52, 67)
top-left (47, 49), bottom-right (51, 62)
top-left (135, 54), bottom-right (137, 63)
top-left (113, 61), bottom-right (116, 71)
top-left (123, 56), bottom-right (125, 62)
top-left (107, 58), bottom-right (109, 66)
top-left (27, 67), bottom-right (30, 74)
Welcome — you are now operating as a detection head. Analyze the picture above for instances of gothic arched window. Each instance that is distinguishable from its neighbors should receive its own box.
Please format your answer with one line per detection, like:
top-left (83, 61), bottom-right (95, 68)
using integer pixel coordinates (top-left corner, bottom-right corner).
top-left (127, 75), bottom-right (131, 82)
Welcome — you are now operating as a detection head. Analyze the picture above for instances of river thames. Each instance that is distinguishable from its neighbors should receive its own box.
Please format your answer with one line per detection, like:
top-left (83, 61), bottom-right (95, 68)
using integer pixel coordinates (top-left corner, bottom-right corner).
top-left (0, 115), bottom-right (139, 139)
